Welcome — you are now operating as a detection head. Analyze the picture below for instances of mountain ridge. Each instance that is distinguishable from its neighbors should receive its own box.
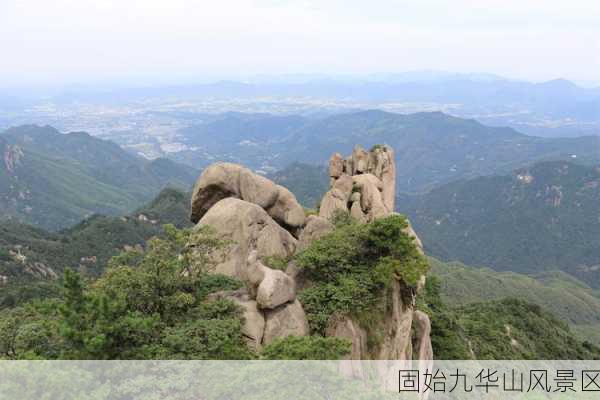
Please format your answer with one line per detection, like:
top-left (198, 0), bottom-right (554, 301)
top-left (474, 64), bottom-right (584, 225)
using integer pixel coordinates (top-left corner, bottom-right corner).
top-left (169, 110), bottom-right (599, 192)
top-left (399, 160), bottom-right (600, 287)
top-left (0, 124), bottom-right (198, 230)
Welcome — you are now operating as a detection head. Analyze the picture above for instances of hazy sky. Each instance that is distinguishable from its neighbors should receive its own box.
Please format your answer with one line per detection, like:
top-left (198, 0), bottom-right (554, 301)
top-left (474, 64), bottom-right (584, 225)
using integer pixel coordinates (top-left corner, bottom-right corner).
top-left (1, 0), bottom-right (599, 86)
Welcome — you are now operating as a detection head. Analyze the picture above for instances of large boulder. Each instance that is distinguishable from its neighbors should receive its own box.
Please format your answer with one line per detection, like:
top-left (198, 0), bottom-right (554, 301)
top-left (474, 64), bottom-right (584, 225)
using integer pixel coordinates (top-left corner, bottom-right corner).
top-left (267, 185), bottom-right (306, 230)
top-left (246, 251), bottom-right (296, 310)
top-left (376, 280), bottom-right (414, 360)
top-left (329, 152), bottom-right (344, 178)
top-left (207, 289), bottom-right (265, 350)
top-left (256, 268), bottom-right (296, 310)
top-left (326, 315), bottom-right (368, 360)
top-left (352, 174), bottom-right (388, 221)
top-left (262, 300), bottom-right (310, 345)
top-left (318, 174), bottom-right (353, 220)
top-left (190, 163), bottom-right (243, 223)
top-left (239, 168), bottom-right (279, 210)
top-left (413, 310), bottom-right (433, 361)
top-left (191, 162), bottom-right (305, 229)
top-left (352, 145), bottom-right (369, 174)
top-left (376, 146), bottom-right (396, 213)
top-left (297, 215), bottom-right (334, 252)
top-left (196, 198), bottom-right (297, 279)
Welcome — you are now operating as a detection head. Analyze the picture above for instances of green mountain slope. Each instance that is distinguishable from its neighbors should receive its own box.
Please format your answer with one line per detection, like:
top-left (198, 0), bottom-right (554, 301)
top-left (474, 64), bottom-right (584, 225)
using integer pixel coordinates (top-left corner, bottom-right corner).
top-left (429, 258), bottom-right (600, 345)
top-left (421, 276), bottom-right (600, 360)
top-left (0, 125), bottom-right (198, 230)
top-left (0, 188), bottom-right (194, 308)
top-left (173, 111), bottom-right (600, 192)
top-left (400, 161), bottom-right (600, 287)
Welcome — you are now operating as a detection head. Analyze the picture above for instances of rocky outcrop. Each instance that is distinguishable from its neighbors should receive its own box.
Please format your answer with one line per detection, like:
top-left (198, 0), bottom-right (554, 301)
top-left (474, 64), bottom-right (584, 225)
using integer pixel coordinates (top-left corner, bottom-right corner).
top-left (191, 167), bottom-right (309, 348)
top-left (318, 174), bottom-right (353, 220)
top-left (189, 146), bottom-right (429, 360)
top-left (196, 198), bottom-right (297, 278)
top-left (208, 289), bottom-right (265, 349)
top-left (263, 300), bottom-right (310, 345)
top-left (297, 215), bottom-right (334, 252)
top-left (326, 315), bottom-right (368, 360)
top-left (191, 163), bottom-right (305, 231)
top-left (319, 145), bottom-right (396, 222)
top-left (413, 310), bottom-right (433, 361)
top-left (267, 185), bottom-right (306, 230)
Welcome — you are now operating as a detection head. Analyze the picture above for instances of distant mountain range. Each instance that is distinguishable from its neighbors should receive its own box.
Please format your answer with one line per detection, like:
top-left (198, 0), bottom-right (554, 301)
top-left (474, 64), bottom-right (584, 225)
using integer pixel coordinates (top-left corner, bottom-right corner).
top-left (39, 75), bottom-right (600, 137)
top-left (0, 125), bottom-right (198, 230)
top-left (399, 161), bottom-right (600, 288)
top-left (171, 110), bottom-right (599, 192)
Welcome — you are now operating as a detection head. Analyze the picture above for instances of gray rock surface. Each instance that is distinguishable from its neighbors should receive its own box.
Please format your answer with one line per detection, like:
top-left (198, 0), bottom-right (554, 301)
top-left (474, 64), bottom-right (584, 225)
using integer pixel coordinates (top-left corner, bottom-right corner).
top-left (297, 215), bottom-right (334, 252)
top-left (196, 198), bottom-right (296, 279)
top-left (267, 185), bottom-right (306, 230)
top-left (263, 300), bottom-right (310, 345)
top-left (191, 162), bottom-right (305, 230)
top-left (256, 267), bottom-right (296, 309)
top-left (207, 289), bottom-right (265, 349)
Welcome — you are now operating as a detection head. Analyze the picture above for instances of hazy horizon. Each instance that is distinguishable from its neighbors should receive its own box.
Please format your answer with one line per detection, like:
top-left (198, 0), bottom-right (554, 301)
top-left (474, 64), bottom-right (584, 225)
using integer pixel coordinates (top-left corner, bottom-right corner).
top-left (2, 0), bottom-right (599, 88)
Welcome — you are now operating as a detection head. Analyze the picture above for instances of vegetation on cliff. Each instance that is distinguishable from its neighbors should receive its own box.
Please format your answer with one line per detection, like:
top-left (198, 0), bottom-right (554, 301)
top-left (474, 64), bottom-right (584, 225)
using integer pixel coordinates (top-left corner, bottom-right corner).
top-left (297, 212), bottom-right (428, 336)
top-left (0, 224), bottom-right (351, 360)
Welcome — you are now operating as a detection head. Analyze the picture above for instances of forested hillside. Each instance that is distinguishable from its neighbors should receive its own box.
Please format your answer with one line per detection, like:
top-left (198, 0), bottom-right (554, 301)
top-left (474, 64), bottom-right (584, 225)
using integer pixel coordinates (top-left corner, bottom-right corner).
top-left (429, 258), bottom-right (600, 345)
top-left (0, 125), bottom-right (197, 230)
top-left (0, 189), bottom-right (192, 308)
top-left (399, 161), bottom-right (600, 287)
top-left (171, 111), bottom-right (600, 192)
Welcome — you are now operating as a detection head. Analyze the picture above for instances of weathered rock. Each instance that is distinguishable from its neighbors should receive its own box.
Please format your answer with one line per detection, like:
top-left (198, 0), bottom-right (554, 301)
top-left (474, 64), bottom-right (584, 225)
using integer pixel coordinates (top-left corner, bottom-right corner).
top-left (190, 163), bottom-right (243, 223)
top-left (344, 156), bottom-right (353, 176)
top-left (256, 266), bottom-right (296, 309)
top-left (326, 315), bottom-right (368, 360)
top-left (349, 199), bottom-right (367, 223)
top-left (376, 280), bottom-right (415, 360)
top-left (379, 146), bottom-right (396, 213)
top-left (267, 185), bottom-right (306, 229)
top-left (196, 198), bottom-right (297, 279)
top-left (413, 310), bottom-right (434, 397)
top-left (262, 299), bottom-right (310, 345)
top-left (245, 250), bottom-right (268, 290)
top-left (297, 215), bottom-right (334, 252)
top-left (352, 145), bottom-right (369, 174)
top-left (353, 174), bottom-right (388, 221)
top-left (334, 173), bottom-right (354, 195)
top-left (239, 168), bottom-right (279, 210)
top-left (207, 289), bottom-right (265, 349)
top-left (329, 152), bottom-right (344, 178)
top-left (413, 310), bottom-right (433, 361)
top-left (352, 173), bottom-right (383, 191)
top-left (319, 174), bottom-right (354, 220)
top-left (191, 162), bottom-right (305, 231)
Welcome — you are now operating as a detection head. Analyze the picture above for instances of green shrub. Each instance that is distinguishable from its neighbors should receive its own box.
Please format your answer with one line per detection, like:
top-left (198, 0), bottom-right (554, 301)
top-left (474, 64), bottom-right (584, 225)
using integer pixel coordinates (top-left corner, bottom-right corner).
top-left (0, 225), bottom-right (253, 360)
top-left (261, 336), bottom-right (351, 360)
top-left (296, 214), bottom-right (428, 335)
top-left (261, 255), bottom-right (290, 271)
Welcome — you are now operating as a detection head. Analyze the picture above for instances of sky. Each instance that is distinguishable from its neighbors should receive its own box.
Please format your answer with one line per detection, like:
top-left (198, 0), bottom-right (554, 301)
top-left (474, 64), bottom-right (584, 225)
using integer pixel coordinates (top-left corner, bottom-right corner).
top-left (1, 0), bottom-right (599, 87)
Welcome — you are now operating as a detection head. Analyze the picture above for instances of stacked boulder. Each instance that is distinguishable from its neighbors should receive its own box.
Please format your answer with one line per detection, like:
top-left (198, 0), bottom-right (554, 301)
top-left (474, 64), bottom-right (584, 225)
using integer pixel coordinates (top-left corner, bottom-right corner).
top-left (320, 145), bottom-right (396, 223)
top-left (189, 147), bottom-right (431, 361)
top-left (190, 163), bottom-right (312, 348)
